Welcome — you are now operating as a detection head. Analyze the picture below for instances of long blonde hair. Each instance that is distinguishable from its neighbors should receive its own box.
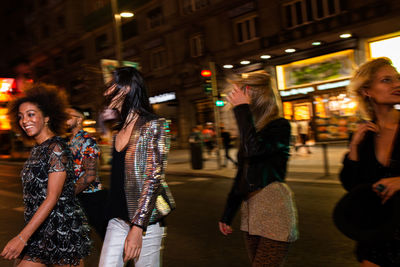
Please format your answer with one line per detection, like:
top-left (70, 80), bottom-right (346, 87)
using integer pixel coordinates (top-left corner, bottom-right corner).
top-left (347, 57), bottom-right (394, 120)
top-left (229, 71), bottom-right (282, 131)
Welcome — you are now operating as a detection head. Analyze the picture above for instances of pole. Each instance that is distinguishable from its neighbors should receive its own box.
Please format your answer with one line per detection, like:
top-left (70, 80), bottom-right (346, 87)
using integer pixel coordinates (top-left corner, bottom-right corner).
top-left (322, 143), bottom-right (330, 176)
top-left (209, 61), bottom-right (222, 169)
top-left (111, 0), bottom-right (123, 66)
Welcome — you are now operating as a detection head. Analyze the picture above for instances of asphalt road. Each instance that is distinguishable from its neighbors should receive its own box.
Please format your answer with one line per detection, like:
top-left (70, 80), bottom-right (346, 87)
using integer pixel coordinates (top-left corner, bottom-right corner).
top-left (0, 164), bottom-right (358, 267)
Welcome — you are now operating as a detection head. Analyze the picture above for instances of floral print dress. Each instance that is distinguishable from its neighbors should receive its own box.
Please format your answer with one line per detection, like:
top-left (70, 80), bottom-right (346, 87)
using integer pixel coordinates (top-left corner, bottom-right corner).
top-left (20, 136), bottom-right (91, 266)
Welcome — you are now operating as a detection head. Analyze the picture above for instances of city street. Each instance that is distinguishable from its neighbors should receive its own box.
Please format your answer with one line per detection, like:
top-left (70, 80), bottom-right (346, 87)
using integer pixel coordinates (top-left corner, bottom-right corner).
top-left (0, 162), bottom-right (358, 267)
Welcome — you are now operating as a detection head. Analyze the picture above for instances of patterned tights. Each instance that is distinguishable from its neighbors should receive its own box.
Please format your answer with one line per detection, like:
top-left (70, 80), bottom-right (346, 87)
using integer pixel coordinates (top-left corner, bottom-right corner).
top-left (244, 233), bottom-right (290, 267)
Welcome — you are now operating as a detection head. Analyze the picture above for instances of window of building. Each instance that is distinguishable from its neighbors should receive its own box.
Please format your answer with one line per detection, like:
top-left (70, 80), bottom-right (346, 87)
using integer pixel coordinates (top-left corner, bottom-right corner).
top-left (42, 23), bottom-right (50, 38)
top-left (234, 15), bottom-right (259, 44)
top-left (283, 0), bottom-right (343, 28)
top-left (57, 15), bottom-right (65, 29)
top-left (151, 48), bottom-right (167, 70)
top-left (121, 19), bottom-right (138, 41)
top-left (36, 65), bottom-right (49, 78)
top-left (147, 7), bottom-right (163, 29)
top-left (87, 0), bottom-right (108, 14)
top-left (67, 46), bottom-right (84, 63)
top-left (182, 0), bottom-right (210, 15)
top-left (190, 34), bottom-right (204, 57)
top-left (53, 56), bottom-right (64, 70)
top-left (95, 34), bottom-right (109, 52)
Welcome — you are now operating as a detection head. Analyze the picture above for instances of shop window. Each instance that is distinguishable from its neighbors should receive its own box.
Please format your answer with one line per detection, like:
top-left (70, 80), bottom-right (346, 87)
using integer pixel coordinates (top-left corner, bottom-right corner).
top-left (95, 34), bottom-right (109, 52)
top-left (151, 48), bottom-right (167, 70)
top-left (67, 46), bottom-right (84, 64)
top-left (234, 14), bottom-right (259, 44)
top-left (190, 34), bottom-right (204, 58)
top-left (368, 35), bottom-right (400, 71)
top-left (182, 0), bottom-right (210, 15)
top-left (283, 0), bottom-right (343, 29)
top-left (313, 92), bottom-right (359, 142)
top-left (147, 7), bottom-right (163, 29)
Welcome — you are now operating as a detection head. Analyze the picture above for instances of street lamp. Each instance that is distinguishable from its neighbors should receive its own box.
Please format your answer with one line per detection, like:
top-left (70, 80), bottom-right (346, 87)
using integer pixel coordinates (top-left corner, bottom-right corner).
top-left (120, 12), bottom-right (134, 18)
top-left (110, 0), bottom-right (134, 66)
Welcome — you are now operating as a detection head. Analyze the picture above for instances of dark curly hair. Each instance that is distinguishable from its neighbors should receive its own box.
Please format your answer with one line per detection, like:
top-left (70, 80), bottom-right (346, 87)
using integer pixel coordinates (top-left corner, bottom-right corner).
top-left (8, 83), bottom-right (69, 140)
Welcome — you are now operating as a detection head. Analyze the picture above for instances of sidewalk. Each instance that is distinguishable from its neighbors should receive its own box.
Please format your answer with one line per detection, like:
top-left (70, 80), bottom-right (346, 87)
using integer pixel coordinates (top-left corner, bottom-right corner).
top-left (165, 143), bottom-right (348, 184)
top-left (0, 144), bottom-right (348, 184)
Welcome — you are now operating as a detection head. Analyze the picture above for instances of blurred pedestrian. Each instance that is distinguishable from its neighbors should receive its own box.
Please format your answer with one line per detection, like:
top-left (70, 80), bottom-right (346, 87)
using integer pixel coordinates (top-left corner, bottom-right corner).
top-left (189, 126), bottom-right (203, 169)
top-left (219, 72), bottom-right (298, 266)
top-left (296, 119), bottom-right (311, 153)
top-left (289, 116), bottom-right (298, 152)
top-left (220, 126), bottom-right (237, 167)
top-left (339, 57), bottom-right (400, 267)
top-left (66, 106), bottom-right (108, 239)
top-left (1, 84), bottom-right (90, 266)
top-left (202, 122), bottom-right (216, 156)
top-left (99, 67), bottom-right (175, 267)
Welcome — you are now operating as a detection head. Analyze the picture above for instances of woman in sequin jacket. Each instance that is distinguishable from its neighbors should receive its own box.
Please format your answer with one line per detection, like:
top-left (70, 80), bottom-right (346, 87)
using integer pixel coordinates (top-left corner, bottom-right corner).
top-left (99, 67), bottom-right (174, 267)
top-left (219, 72), bottom-right (298, 266)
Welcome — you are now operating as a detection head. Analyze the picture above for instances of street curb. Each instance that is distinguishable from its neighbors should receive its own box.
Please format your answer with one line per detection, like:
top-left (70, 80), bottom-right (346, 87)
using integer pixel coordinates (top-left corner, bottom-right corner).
top-left (0, 161), bottom-right (341, 185)
top-left (165, 170), bottom-right (341, 184)
top-left (166, 171), bottom-right (231, 179)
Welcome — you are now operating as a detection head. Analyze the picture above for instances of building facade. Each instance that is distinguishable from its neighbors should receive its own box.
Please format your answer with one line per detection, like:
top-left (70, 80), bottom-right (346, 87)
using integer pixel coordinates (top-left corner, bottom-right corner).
top-left (1, 0), bottom-right (399, 148)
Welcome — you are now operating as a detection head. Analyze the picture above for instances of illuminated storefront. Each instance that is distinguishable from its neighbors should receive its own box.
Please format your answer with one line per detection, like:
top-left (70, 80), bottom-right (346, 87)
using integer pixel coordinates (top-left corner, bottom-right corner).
top-left (367, 32), bottom-right (400, 70)
top-left (0, 78), bottom-right (16, 154)
top-left (277, 50), bottom-right (359, 142)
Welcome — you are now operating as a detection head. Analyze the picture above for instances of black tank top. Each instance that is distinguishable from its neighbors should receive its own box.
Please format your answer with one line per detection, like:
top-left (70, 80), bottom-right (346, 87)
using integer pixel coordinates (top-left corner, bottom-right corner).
top-left (105, 147), bottom-right (130, 222)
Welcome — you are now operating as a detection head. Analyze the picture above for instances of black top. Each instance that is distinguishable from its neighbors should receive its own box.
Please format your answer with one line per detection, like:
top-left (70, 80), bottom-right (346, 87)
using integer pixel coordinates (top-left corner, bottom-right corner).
top-left (221, 104), bottom-right (291, 225)
top-left (221, 131), bottom-right (232, 148)
top-left (340, 124), bottom-right (400, 266)
top-left (340, 125), bottom-right (400, 192)
top-left (106, 147), bottom-right (130, 222)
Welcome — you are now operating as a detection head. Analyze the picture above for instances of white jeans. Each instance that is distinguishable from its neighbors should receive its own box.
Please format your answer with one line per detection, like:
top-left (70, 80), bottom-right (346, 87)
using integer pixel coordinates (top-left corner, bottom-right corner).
top-left (99, 218), bottom-right (165, 267)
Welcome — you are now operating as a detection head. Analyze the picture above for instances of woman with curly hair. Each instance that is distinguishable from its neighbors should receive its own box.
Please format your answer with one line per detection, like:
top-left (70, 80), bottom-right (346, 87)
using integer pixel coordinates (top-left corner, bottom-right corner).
top-left (1, 83), bottom-right (91, 266)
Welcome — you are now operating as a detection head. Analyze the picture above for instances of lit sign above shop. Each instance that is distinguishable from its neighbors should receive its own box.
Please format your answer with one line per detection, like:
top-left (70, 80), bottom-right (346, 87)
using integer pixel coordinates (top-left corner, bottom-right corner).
top-left (149, 92), bottom-right (176, 104)
top-left (369, 34), bottom-right (400, 71)
top-left (280, 87), bottom-right (314, 97)
top-left (317, 80), bottom-right (350, 90)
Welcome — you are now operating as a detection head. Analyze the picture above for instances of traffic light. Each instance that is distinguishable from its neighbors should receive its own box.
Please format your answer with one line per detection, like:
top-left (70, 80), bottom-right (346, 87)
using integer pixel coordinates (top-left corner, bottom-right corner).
top-left (215, 93), bottom-right (224, 107)
top-left (201, 69), bottom-right (212, 93)
top-left (215, 99), bottom-right (224, 107)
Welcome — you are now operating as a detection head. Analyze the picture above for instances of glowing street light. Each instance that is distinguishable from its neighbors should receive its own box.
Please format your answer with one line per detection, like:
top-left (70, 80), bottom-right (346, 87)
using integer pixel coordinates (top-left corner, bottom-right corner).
top-left (120, 12), bottom-right (134, 18)
top-left (340, 33), bottom-right (352, 39)
top-left (111, 0), bottom-right (134, 65)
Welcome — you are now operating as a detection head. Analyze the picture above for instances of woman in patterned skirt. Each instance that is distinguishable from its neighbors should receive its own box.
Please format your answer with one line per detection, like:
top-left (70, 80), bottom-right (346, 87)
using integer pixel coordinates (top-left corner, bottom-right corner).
top-left (1, 84), bottom-right (91, 266)
top-left (219, 72), bottom-right (298, 267)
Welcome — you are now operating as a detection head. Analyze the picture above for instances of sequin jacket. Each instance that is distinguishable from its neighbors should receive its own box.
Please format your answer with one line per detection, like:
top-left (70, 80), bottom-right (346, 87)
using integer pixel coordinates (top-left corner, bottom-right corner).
top-left (124, 116), bottom-right (172, 230)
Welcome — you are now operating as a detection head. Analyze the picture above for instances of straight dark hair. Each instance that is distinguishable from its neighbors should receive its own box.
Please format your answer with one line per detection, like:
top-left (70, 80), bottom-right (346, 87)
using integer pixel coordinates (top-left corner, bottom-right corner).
top-left (105, 67), bottom-right (154, 129)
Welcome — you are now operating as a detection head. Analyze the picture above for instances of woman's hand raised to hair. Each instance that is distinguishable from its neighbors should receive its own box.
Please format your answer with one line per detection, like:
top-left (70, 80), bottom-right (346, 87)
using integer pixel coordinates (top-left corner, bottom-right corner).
top-left (226, 84), bottom-right (251, 107)
top-left (348, 121), bottom-right (379, 161)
